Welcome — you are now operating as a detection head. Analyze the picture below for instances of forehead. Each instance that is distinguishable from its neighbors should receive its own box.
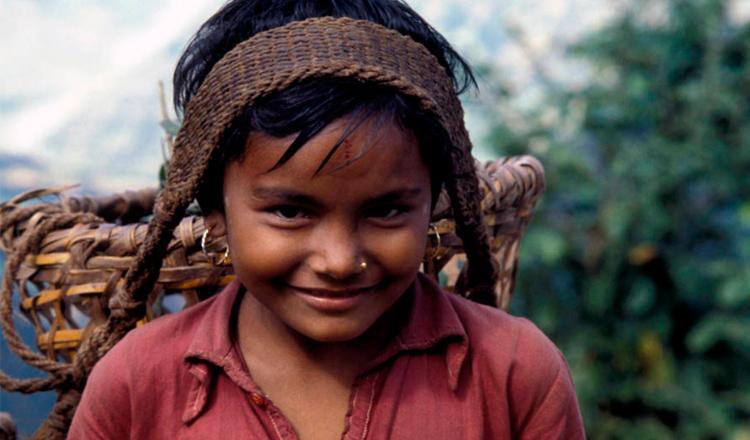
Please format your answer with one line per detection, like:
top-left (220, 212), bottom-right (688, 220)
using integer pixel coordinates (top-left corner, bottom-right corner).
top-left (228, 116), bottom-right (428, 192)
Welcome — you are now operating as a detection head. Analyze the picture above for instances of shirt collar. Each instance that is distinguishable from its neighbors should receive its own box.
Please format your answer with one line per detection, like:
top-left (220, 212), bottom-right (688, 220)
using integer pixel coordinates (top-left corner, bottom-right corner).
top-left (181, 273), bottom-right (470, 423)
top-left (183, 279), bottom-right (242, 366)
top-left (182, 280), bottom-right (257, 424)
top-left (364, 272), bottom-right (469, 391)
top-left (183, 280), bottom-right (261, 393)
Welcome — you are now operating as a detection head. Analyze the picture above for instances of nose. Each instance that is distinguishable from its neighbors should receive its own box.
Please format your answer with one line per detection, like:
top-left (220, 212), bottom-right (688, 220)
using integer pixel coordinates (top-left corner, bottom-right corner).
top-left (307, 220), bottom-right (364, 280)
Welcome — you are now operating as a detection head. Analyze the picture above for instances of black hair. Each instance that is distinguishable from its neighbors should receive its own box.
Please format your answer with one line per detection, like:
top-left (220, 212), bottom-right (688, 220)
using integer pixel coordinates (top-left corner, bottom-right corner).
top-left (172, 0), bottom-right (476, 211)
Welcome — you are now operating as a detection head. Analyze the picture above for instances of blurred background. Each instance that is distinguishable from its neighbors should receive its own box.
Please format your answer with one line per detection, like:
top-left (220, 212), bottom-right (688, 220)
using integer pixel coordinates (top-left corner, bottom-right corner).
top-left (2, 0), bottom-right (749, 437)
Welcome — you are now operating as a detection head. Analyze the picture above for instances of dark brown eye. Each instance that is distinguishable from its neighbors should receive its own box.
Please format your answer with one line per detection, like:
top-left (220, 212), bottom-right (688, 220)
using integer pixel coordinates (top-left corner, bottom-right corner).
top-left (272, 206), bottom-right (307, 219)
top-left (368, 205), bottom-right (407, 219)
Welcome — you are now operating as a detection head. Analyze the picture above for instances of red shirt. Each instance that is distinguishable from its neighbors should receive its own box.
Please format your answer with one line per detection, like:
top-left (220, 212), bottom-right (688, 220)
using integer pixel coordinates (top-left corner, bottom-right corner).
top-left (69, 274), bottom-right (584, 439)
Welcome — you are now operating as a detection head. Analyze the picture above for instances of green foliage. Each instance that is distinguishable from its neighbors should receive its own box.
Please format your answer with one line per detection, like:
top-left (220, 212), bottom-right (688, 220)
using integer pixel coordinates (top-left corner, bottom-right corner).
top-left (488, 0), bottom-right (750, 437)
top-left (159, 119), bottom-right (181, 137)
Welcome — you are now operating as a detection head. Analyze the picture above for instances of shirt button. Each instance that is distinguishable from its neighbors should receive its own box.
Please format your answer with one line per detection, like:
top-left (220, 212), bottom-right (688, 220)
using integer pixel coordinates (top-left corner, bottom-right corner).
top-left (250, 392), bottom-right (266, 407)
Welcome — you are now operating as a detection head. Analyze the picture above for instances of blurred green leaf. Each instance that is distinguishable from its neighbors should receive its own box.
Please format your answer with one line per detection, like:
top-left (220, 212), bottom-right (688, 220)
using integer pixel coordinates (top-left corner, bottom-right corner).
top-left (718, 274), bottom-right (750, 309)
top-left (160, 119), bottom-right (181, 137)
top-left (522, 227), bottom-right (567, 265)
top-left (625, 277), bottom-right (656, 316)
top-left (159, 163), bottom-right (168, 189)
top-left (687, 315), bottom-right (750, 353)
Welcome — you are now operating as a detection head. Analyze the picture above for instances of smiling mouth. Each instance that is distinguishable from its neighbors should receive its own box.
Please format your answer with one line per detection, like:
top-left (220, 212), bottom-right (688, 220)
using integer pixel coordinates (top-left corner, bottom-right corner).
top-left (290, 285), bottom-right (375, 298)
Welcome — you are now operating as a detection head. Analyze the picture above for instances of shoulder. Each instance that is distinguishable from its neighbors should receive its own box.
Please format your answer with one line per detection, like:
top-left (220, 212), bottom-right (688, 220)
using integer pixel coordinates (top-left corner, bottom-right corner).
top-left (414, 274), bottom-right (560, 370)
top-left (89, 293), bottom-right (220, 379)
top-left (119, 293), bottom-right (221, 356)
top-left (445, 292), bottom-right (560, 368)
top-left (444, 293), bottom-right (585, 438)
top-left (69, 292), bottom-right (226, 438)
top-left (445, 291), bottom-right (569, 391)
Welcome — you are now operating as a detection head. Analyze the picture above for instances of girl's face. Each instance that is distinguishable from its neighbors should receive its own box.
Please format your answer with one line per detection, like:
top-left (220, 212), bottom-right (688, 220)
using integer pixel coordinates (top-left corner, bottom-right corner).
top-left (208, 116), bottom-right (432, 343)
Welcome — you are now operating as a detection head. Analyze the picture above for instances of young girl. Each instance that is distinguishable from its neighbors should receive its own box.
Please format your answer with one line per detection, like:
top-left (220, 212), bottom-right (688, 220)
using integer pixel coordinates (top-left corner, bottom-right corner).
top-left (68, 1), bottom-right (584, 438)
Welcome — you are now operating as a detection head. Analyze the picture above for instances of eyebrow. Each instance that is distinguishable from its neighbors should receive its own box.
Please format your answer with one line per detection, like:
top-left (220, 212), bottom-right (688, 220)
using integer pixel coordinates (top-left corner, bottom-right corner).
top-left (251, 187), bottom-right (424, 205)
top-left (368, 188), bottom-right (424, 204)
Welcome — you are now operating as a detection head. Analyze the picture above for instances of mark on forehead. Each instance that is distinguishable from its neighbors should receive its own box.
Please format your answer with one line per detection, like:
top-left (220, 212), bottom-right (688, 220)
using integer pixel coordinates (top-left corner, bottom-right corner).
top-left (342, 139), bottom-right (353, 162)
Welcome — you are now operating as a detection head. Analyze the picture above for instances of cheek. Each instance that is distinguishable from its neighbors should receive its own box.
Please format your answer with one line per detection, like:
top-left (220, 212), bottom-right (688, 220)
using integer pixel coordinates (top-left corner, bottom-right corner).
top-left (225, 218), bottom-right (300, 282)
top-left (372, 206), bottom-right (431, 276)
top-left (367, 226), bottom-right (429, 276)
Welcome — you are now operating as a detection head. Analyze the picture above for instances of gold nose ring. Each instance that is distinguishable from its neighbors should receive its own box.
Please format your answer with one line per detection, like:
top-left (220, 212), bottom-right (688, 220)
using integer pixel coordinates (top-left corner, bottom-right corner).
top-left (359, 260), bottom-right (368, 271)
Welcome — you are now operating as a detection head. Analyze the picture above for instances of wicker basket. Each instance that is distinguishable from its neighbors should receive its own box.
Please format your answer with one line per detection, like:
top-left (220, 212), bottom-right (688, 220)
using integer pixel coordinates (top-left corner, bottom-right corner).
top-left (0, 156), bottom-right (544, 364)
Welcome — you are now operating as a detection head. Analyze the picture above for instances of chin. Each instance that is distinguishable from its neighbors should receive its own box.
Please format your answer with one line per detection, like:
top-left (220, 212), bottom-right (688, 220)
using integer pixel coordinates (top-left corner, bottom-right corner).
top-left (294, 321), bottom-right (373, 344)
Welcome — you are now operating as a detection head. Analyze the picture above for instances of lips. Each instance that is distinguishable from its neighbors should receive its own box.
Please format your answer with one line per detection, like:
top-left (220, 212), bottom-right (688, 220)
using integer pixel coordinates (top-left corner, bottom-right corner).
top-left (287, 284), bottom-right (379, 314)
top-left (291, 286), bottom-right (373, 298)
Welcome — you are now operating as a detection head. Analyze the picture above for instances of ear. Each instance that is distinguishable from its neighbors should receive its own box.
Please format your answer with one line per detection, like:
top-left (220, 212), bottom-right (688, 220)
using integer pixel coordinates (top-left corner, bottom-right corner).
top-left (204, 210), bottom-right (227, 237)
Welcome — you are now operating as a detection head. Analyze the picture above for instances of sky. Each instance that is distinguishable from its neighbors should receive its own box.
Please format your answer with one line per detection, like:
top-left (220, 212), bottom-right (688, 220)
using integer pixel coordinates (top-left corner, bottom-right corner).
top-left (1, 0), bottom-right (219, 191)
top-left (0, 0), bottom-right (628, 194)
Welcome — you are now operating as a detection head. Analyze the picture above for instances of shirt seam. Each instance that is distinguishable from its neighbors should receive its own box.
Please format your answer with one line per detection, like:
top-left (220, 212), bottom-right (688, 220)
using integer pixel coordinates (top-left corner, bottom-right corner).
top-left (396, 327), bottom-right (464, 348)
top-left (359, 372), bottom-right (380, 440)
top-left (341, 382), bottom-right (361, 437)
top-left (267, 409), bottom-right (284, 440)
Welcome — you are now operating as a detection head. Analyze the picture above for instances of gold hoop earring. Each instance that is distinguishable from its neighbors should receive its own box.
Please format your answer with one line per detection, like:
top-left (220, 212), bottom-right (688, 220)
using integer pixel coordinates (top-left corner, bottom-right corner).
top-left (425, 223), bottom-right (441, 261)
top-left (423, 223), bottom-right (444, 279)
top-left (429, 223), bottom-right (441, 250)
top-left (201, 227), bottom-right (232, 266)
top-left (201, 228), bottom-right (211, 259)
top-left (218, 246), bottom-right (232, 266)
